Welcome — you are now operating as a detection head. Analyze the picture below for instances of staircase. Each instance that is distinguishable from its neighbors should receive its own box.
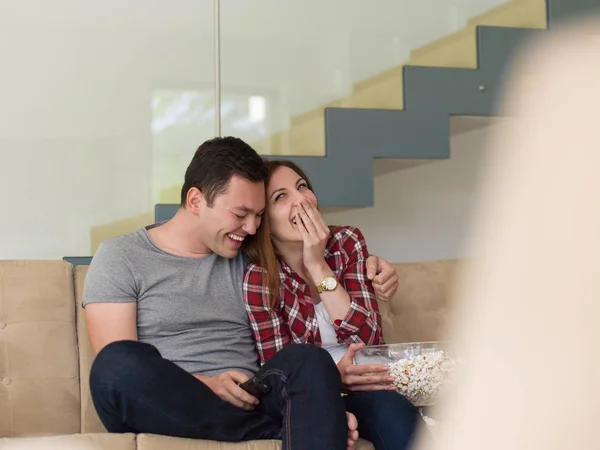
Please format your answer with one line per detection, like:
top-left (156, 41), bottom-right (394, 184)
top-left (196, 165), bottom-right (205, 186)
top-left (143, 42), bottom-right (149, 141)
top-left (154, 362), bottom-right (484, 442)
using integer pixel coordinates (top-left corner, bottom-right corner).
top-left (84, 0), bottom-right (599, 256)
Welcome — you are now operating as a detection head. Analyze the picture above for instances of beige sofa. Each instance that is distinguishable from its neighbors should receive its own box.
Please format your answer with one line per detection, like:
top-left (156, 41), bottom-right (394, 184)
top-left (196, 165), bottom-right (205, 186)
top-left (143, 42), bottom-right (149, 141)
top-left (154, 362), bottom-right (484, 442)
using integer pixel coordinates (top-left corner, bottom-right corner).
top-left (0, 258), bottom-right (460, 449)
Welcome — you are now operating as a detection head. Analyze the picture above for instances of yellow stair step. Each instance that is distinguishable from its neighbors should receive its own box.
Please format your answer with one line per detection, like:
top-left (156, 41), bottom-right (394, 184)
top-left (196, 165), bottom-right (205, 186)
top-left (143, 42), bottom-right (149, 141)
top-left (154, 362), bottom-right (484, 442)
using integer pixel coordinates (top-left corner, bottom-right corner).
top-left (409, 0), bottom-right (547, 69)
top-left (467, 0), bottom-right (547, 29)
top-left (91, 211), bottom-right (154, 253)
top-left (349, 66), bottom-right (405, 110)
top-left (410, 27), bottom-right (477, 69)
top-left (159, 185), bottom-right (181, 204)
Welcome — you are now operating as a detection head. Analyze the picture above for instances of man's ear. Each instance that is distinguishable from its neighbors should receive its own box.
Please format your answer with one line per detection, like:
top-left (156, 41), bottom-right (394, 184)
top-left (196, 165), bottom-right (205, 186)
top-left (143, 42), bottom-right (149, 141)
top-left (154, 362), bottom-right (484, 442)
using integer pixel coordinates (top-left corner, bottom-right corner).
top-left (185, 187), bottom-right (204, 214)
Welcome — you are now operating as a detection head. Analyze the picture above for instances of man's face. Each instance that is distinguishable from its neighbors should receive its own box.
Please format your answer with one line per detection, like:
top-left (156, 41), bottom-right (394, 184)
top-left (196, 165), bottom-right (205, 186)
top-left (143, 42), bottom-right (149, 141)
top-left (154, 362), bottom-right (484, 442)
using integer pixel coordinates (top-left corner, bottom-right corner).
top-left (197, 175), bottom-right (265, 258)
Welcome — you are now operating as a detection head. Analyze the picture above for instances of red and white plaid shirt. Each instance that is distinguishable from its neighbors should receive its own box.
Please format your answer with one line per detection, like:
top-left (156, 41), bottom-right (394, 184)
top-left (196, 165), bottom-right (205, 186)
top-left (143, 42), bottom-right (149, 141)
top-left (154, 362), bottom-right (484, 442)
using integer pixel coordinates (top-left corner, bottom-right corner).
top-left (243, 226), bottom-right (384, 365)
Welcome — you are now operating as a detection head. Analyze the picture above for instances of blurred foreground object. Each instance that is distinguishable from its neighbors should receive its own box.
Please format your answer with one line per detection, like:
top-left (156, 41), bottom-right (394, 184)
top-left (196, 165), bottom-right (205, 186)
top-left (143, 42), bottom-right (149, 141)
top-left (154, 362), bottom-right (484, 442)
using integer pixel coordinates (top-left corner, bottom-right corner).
top-left (413, 14), bottom-right (600, 450)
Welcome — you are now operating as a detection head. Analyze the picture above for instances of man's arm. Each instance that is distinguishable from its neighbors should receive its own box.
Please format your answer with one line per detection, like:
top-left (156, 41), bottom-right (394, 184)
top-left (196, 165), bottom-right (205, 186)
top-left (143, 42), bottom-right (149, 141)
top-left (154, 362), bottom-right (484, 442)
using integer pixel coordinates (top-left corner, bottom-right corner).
top-left (85, 302), bottom-right (138, 355)
top-left (82, 241), bottom-right (139, 355)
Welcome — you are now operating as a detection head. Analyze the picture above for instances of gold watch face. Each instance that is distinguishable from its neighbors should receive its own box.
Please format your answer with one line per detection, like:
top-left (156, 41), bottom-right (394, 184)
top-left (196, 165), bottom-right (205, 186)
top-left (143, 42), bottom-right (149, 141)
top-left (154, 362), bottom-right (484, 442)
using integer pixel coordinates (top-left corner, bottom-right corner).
top-left (323, 276), bottom-right (337, 290)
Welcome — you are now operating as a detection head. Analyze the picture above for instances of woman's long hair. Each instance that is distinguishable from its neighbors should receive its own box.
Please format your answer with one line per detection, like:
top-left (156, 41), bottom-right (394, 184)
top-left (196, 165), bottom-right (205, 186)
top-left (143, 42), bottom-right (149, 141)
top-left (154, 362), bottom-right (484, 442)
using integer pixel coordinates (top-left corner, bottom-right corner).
top-left (242, 160), bottom-right (317, 308)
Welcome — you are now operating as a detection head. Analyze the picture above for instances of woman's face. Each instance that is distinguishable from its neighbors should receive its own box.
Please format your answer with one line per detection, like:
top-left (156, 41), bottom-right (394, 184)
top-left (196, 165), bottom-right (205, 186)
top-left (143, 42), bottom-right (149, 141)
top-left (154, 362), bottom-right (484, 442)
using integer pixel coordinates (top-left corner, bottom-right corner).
top-left (266, 166), bottom-right (318, 243)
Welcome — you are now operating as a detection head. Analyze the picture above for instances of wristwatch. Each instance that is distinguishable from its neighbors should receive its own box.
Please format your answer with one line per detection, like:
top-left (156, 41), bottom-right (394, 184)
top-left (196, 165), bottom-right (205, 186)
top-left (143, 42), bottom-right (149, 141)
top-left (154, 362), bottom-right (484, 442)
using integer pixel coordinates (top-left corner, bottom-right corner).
top-left (316, 275), bottom-right (338, 293)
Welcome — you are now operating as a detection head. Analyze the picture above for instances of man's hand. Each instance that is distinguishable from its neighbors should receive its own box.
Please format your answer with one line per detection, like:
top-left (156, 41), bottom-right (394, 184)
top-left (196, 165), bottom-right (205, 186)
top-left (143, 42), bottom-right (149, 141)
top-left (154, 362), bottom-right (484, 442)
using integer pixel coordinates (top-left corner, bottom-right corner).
top-left (337, 343), bottom-right (395, 391)
top-left (365, 255), bottom-right (399, 301)
top-left (346, 411), bottom-right (359, 450)
top-left (194, 371), bottom-right (259, 411)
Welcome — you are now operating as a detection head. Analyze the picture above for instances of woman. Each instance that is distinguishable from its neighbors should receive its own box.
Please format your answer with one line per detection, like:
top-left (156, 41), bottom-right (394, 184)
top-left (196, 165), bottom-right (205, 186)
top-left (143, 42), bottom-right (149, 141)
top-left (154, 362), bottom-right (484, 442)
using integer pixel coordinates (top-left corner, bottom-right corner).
top-left (242, 160), bottom-right (422, 450)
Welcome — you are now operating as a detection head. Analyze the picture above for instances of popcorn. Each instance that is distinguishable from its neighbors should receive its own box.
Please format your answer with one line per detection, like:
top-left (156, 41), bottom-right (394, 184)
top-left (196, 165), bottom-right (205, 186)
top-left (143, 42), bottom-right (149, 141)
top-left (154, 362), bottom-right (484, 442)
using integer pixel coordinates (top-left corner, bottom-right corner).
top-left (421, 414), bottom-right (438, 427)
top-left (388, 350), bottom-right (457, 406)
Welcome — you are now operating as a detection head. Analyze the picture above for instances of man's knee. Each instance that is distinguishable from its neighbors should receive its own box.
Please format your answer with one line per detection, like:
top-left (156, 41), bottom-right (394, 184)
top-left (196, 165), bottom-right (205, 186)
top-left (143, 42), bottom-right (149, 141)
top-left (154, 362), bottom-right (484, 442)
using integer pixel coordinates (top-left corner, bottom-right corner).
top-left (279, 344), bottom-right (339, 378)
top-left (90, 340), bottom-right (159, 386)
top-left (279, 343), bottom-right (332, 362)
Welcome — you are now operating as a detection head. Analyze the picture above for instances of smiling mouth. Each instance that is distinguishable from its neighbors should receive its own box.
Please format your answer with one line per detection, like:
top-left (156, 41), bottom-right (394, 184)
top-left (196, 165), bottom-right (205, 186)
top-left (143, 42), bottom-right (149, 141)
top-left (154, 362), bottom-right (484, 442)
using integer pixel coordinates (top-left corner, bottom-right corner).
top-left (227, 233), bottom-right (244, 242)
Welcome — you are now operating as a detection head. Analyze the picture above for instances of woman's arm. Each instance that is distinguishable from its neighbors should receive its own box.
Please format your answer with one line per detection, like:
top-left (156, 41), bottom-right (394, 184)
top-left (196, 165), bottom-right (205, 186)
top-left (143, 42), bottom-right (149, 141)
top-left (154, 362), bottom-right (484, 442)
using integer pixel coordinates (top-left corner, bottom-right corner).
top-left (322, 227), bottom-right (384, 345)
top-left (242, 264), bottom-right (291, 365)
top-left (296, 199), bottom-right (384, 345)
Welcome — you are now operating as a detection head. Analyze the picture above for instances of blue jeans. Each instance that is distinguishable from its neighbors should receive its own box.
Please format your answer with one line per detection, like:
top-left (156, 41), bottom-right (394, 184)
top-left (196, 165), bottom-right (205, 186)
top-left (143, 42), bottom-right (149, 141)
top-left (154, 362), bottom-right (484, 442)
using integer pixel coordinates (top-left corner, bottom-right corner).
top-left (344, 390), bottom-right (421, 450)
top-left (89, 341), bottom-right (347, 450)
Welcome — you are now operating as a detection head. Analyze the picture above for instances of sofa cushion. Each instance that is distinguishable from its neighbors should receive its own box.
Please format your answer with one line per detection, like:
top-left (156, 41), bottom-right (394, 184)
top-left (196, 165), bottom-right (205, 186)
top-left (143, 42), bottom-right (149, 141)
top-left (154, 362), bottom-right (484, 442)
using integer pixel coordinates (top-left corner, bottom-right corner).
top-left (74, 265), bottom-right (106, 434)
top-left (379, 260), bottom-right (462, 344)
top-left (0, 432), bottom-right (135, 449)
top-left (0, 260), bottom-right (81, 437)
top-left (137, 433), bottom-right (374, 450)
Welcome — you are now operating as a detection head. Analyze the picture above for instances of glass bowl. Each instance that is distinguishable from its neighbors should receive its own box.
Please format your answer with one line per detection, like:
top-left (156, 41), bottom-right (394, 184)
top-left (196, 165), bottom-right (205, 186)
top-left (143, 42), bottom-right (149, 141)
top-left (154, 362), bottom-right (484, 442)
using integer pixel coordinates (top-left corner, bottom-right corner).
top-left (354, 341), bottom-right (457, 406)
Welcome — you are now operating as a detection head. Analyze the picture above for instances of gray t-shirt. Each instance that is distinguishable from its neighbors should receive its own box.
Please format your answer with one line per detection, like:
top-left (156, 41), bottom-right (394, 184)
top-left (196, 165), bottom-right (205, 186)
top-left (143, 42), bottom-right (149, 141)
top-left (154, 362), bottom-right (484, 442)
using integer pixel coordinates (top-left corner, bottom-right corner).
top-left (82, 224), bottom-right (259, 377)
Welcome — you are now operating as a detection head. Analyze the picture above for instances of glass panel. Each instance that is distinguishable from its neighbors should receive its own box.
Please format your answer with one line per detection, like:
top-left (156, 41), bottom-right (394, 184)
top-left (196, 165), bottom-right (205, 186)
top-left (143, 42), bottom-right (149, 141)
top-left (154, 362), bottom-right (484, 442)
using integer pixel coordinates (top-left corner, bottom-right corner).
top-left (219, 0), bottom-right (542, 157)
top-left (0, 0), bottom-right (549, 258)
top-left (0, 0), bottom-right (215, 258)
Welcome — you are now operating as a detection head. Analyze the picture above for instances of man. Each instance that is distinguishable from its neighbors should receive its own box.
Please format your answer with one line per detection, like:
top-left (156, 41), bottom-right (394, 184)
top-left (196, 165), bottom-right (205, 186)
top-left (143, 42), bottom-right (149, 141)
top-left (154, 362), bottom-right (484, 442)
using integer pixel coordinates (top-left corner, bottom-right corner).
top-left (83, 137), bottom-right (399, 449)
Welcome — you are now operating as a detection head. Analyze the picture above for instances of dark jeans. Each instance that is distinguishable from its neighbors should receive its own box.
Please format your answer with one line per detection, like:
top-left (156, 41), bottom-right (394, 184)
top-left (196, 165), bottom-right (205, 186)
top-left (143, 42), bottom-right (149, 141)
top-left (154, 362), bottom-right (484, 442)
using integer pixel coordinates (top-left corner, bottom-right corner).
top-left (89, 340), bottom-right (347, 450)
top-left (344, 390), bottom-right (421, 450)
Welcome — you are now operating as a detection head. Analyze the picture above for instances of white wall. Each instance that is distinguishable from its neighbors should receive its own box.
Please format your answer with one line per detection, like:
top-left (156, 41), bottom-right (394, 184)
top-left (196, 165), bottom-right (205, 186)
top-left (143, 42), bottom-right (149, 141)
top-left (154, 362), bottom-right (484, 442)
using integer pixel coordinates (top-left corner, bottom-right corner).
top-left (323, 120), bottom-right (499, 263)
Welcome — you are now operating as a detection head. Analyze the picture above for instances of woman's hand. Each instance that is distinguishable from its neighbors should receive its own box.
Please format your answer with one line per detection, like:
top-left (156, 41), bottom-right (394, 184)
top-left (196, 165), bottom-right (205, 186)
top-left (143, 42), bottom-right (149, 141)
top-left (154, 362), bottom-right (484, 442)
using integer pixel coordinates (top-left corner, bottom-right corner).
top-left (294, 199), bottom-right (330, 270)
top-left (337, 343), bottom-right (396, 391)
top-left (346, 412), bottom-right (359, 450)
